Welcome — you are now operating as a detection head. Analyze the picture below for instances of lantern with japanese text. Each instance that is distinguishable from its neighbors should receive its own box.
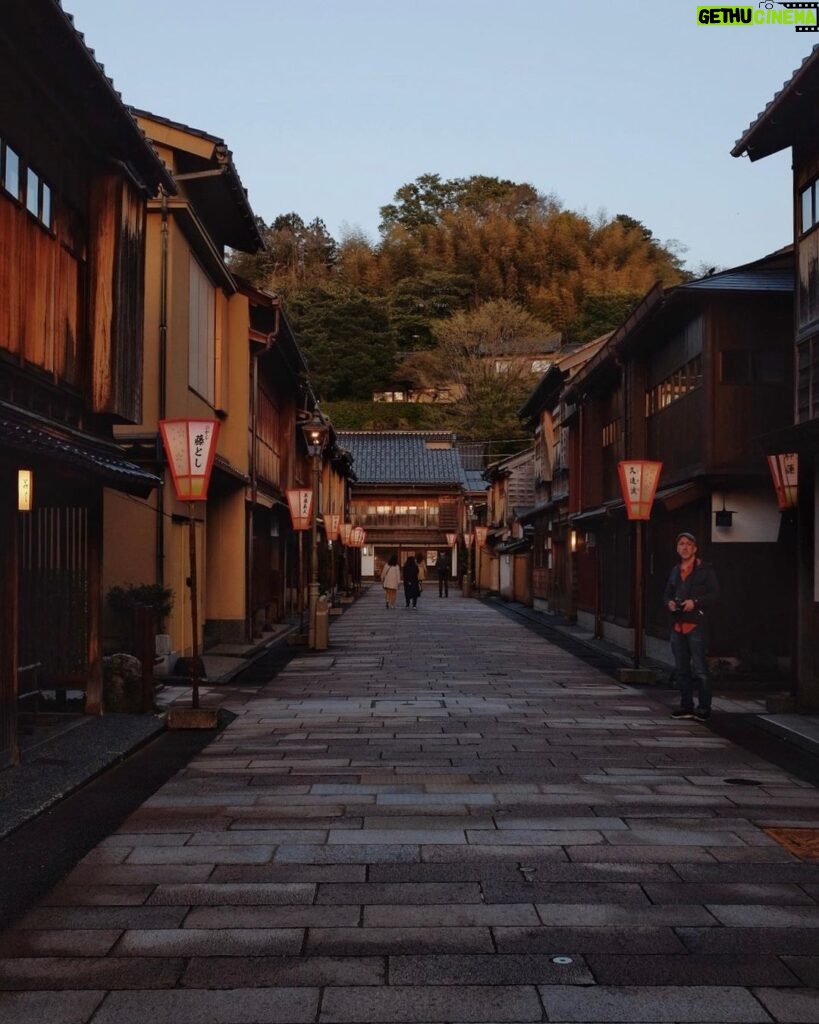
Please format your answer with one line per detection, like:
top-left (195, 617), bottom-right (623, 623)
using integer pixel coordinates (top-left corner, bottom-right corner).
top-left (340, 522), bottom-right (354, 545)
top-left (617, 460), bottom-right (662, 669)
top-left (159, 419), bottom-right (220, 501)
top-left (158, 418), bottom-right (221, 712)
top-left (767, 453), bottom-right (798, 510)
top-left (617, 460), bottom-right (662, 521)
top-left (324, 513), bottom-right (341, 540)
top-left (286, 488), bottom-right (313, 531)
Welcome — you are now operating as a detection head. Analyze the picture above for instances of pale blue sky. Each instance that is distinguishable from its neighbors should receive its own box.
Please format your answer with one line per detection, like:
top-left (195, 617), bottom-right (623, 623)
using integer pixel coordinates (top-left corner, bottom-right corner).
top-left (66, 0), bottom-right (814, 271)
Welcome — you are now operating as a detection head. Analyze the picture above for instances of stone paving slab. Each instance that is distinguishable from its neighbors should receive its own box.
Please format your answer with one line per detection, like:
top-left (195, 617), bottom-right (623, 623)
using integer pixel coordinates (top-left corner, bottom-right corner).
top-left (2, 585), bottom-right (819, 1021)
top-left (538, 983), bottom-right (771, 1022)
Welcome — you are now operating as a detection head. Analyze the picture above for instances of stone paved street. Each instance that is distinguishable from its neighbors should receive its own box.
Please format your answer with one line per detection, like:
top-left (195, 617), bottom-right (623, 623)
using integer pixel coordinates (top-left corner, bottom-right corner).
top-left (2, 585), bottom-right (819, 1022)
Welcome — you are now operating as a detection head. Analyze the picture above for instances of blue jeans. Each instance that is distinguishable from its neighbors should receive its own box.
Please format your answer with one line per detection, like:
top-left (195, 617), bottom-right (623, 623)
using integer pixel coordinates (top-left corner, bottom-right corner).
top-left (670, 626), bottom-right (711, 711)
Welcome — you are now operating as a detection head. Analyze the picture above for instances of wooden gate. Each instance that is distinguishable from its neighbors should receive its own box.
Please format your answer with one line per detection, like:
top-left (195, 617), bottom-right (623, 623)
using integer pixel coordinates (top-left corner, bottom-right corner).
top-left (18, 505), bottom-right (90, 687)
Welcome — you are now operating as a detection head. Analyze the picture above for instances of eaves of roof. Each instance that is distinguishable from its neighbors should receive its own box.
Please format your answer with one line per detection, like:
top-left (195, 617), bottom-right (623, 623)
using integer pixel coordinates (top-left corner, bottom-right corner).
top-left (0, 400), bottom-right (161, 497)
top-left (518, 364), bottom-right (566, 419)
top-left (132, 107), bottom-right (264, 253)
top-left (564, 284), bottom-right (665, 401)
top-left (732, 45), bottom-right (819, 161)
top-left (12, 2), bottom-right (175, 195)
top-left (564, 251), bottom-right (794, 401)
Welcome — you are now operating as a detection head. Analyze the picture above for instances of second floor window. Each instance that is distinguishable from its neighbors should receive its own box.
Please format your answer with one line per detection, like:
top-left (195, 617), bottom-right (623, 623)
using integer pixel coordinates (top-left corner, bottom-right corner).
top-left (802, 180), bottom-right (819, 235)
top-left (646, 354), bottom-right (703, 415)
top-left (602, 419), bottom-right (620, 447)
top-left (188, 257), bottom-right (216, 405)
top-left (1, 137), bottom-right (53, 229)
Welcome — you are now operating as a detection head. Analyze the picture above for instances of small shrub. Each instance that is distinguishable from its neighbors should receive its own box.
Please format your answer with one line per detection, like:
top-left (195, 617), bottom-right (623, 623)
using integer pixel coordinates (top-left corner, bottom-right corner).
top-left (107, 584), bottom-right (173, 632)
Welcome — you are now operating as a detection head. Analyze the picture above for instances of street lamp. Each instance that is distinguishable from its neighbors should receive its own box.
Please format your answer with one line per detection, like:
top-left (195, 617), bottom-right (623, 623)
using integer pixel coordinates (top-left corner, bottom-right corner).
top-left (301, 411), bottom-right (329, 647)
top-left (158, 418), bottom-right (220, 713)
top-left (617, 460), bottom-right (662, 669)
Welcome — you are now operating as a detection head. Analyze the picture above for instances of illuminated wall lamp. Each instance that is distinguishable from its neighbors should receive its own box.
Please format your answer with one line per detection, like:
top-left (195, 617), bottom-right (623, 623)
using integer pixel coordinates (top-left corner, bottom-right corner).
top-left (18, 469), bottom-right (33, 511)
top-left (570, 530), bottom-right (578, 553)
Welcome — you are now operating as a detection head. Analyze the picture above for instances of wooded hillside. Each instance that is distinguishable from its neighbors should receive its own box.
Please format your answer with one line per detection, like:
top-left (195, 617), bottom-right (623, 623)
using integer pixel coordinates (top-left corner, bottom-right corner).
top-left (230, 174), bottom-right (688, 438)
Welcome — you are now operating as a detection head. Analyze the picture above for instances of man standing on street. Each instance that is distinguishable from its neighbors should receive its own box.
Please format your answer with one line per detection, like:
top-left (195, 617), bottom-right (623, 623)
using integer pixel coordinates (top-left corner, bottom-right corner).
top-left (664, 531), bottom-right (719, 721)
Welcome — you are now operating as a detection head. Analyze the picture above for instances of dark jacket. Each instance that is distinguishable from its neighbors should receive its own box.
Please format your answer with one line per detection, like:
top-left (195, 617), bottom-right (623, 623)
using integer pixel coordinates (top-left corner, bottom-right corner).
top-left (436, 556), bottom-right (450, 578)
top-left (403, 558), bottom-right (419, 584)
top-left (663, 558), bottom-right (719, 627)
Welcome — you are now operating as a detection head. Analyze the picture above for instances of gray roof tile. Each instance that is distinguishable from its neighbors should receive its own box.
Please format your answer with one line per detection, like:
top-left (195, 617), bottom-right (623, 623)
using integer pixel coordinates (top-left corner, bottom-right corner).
top-left (337, 431), bottom-right (469, 486)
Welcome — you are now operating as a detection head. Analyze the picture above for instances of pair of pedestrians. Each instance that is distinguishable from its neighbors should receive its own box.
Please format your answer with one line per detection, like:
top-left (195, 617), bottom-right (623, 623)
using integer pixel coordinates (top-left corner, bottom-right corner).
top-left (380, 553), bottom-right (426, 608)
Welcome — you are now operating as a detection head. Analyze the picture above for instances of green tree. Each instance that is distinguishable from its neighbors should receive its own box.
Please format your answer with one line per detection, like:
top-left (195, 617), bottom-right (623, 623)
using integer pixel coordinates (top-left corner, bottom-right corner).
top-left (286, 285), bottom-right (395, 401)
top-left (402, 300), bottom-right (548, 440)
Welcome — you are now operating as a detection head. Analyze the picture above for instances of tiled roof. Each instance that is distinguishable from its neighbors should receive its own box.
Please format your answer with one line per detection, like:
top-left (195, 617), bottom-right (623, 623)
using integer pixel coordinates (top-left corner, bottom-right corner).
top-left (463, 469), bottom-right (490, 494)
top-left (732, 45), bottom-right (819, 160)
top-left (681, 268), bottom-right (792, 293)
top-left (0, 401), bottom-right (161, 497)
top-left (337, 431), bottom-right (468, 485)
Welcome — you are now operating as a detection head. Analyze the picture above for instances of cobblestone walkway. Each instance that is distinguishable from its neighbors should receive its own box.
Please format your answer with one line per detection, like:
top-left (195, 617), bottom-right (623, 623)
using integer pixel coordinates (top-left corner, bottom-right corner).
top-left (2, 586), bottom-right (819, 1022)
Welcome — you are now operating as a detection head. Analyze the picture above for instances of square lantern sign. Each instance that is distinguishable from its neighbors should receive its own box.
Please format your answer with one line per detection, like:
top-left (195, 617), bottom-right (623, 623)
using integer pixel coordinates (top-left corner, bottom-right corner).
top-left (159, 419), bottom-right (220, 501)
top-left (618, 460), bottom-right (662, 520)
top-left (286, 488), bottom-right (313, 531)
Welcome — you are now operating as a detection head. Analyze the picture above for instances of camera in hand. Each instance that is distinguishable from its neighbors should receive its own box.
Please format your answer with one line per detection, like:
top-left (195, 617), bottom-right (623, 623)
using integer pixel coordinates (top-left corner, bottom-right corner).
top-left (672, 598), bottom-right (685, 612)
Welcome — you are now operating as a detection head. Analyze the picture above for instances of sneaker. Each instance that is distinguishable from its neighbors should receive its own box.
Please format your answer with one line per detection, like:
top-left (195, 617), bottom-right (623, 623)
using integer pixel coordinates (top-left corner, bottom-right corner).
top-left (694, 708), bottom-right (711, 722)
top-left (670, 708), bottom-right (695, 719)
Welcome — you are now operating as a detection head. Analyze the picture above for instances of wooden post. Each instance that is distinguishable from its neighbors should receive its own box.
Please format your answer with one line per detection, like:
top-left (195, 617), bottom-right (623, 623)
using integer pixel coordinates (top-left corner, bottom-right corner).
top-left (633, 519), bottom-right (644, 669)
top-left (188, 503), bottom-right (200, 710)
top-left (85, 493), bottom-right (104, 715)
top-left (0, 469), bottom-right (19, 766)
top-left (298, 531), bottom-right (305, 634)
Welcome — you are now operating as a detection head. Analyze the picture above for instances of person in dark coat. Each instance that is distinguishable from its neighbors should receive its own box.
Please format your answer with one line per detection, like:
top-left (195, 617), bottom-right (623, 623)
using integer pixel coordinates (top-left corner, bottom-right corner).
top-left (663, 531), bottom-right (720, 721)
top-left (403, 554), bottom-right (420, 609)
top-left (436, 551), bottom-right (450, 597)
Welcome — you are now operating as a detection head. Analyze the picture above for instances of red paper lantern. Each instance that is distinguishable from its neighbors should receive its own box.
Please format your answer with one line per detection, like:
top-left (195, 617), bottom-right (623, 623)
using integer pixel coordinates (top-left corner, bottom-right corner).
top-left (617, 461), bottom-right (662, 521)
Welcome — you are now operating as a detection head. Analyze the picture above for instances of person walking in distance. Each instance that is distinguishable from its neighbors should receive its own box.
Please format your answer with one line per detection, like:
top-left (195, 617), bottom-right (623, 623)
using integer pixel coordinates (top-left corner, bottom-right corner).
top-left (437, 550), bottom-right (450, 597)
top-left (415, 552), bottom-right (427, 603)
top-left (664, 531), bottom-right (719, 721)
top-left (403, 553), bottom-right (420, 609)
top-left (380, 553), bottom-right (400, 609)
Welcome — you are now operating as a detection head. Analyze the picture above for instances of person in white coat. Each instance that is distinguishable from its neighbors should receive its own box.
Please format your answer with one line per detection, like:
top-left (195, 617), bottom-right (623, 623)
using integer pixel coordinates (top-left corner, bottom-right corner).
top-left (380, 552), bottom-right (401, 609)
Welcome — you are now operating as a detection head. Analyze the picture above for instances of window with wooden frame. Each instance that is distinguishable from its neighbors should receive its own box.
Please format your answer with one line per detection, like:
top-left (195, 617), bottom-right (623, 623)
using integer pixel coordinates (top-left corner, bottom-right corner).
top-left (1, 139), bottom-right (21, 201)
top-left (801, 179), bottom-right (819, 236)
top-left (188, 255), bottom-right (216, 405)
top-left (1, 137), bottom-right (53, 230)
top-left (602, 418), bottom-right (620, 447)
top-left (645, 354), bottom-right (703, 415)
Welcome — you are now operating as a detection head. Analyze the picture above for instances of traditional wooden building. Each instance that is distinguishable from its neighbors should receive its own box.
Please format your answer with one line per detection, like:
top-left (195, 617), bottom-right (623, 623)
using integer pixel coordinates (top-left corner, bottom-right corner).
top-left (517, 336), bottom-right (609, 618)
top-left (102, 111), bottom-right (270, 661)
top-left (0, 0), bottom-right (173, 764)
top-left (227, 283), bottom-right (350, 633)
top-left (732, 49), bottom-right (819, 709)
top-left (565, 252), bottom-right (794, 668)
top-left (482, 448), bottom-right (535, 601)
top-left (337, 431), bottom-right (471, 580)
